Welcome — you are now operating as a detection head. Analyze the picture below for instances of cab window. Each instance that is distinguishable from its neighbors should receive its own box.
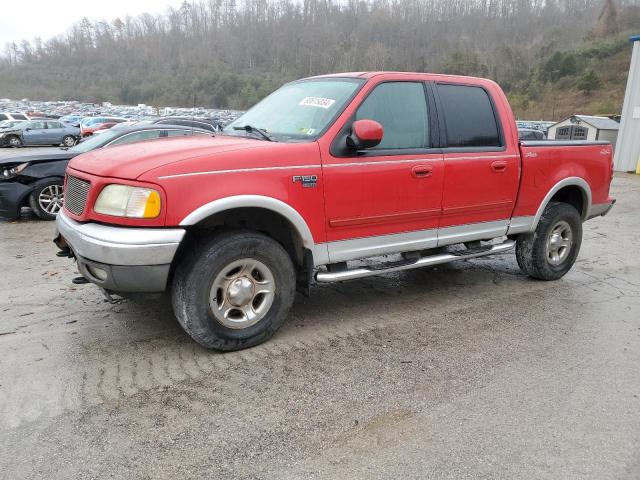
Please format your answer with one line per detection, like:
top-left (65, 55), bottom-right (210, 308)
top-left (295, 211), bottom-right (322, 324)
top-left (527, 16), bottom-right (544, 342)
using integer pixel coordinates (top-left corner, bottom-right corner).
top-left (437, 84), bottom-right (501, 147)
top-left (355, 82), bottom-right (429, 150)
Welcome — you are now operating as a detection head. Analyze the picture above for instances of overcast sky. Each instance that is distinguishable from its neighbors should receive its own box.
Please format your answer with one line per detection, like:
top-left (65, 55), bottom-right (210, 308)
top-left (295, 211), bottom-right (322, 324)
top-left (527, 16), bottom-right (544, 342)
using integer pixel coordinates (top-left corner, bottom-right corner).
top-left (0, 0), bottom-right (183, 47)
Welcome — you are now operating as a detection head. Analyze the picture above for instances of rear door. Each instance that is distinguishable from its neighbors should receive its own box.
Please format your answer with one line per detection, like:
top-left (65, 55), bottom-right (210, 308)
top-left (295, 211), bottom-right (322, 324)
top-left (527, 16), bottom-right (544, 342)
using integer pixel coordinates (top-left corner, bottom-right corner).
top-left (434, 82), bottom-right (520, 244)
top-left (322, 80), bottom-right (444, 262)
top-left (46, 121), bottom-right (66, 143)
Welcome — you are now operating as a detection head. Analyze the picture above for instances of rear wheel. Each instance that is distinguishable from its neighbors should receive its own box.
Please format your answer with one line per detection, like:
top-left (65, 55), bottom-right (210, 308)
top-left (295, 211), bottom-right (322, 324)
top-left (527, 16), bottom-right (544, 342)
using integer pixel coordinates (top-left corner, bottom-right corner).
top-left (171, 231), bottom-right (296, 351)
top-left (29, 179), bottom-right (64, 220)
top-left (62, 135), bottom-right (76, 147)
top-left (516, 201), bottom-right (582, 280)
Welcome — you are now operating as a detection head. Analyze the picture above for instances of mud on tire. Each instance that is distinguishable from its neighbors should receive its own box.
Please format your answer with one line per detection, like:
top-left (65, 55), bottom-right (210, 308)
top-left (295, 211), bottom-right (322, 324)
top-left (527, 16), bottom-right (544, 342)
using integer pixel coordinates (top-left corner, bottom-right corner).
top-left (516, 201), bottom-right (582, 281)
top-left (171, 230), bottom-right (296, 351)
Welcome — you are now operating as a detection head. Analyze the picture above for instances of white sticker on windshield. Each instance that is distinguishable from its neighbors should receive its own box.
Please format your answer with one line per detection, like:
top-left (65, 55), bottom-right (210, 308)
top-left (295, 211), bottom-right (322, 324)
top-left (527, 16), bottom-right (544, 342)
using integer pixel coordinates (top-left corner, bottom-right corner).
top-left (299, 97), bottom-right (336, 109)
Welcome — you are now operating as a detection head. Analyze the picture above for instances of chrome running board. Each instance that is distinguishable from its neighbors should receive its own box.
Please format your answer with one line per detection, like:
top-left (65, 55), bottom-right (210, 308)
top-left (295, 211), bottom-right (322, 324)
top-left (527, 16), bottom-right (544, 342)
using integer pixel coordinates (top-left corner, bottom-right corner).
top-left (315, 239), bottom-right (515, 283)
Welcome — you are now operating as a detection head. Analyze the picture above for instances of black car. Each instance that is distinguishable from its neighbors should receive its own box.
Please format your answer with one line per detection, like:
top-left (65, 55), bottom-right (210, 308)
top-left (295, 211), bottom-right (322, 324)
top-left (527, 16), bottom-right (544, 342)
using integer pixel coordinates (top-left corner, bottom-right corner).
top-left (518, 128), bottom-right (546, 141)
top-left (0, 124), bottom-right (212, 220)
top-left (141, 116), bottom-right (223, 132)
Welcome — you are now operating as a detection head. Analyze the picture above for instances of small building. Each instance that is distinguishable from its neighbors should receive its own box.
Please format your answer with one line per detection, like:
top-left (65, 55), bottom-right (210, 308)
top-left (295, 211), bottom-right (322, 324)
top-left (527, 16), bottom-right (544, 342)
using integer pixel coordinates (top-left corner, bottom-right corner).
top-left (548, 115), bottom-right (620, 149)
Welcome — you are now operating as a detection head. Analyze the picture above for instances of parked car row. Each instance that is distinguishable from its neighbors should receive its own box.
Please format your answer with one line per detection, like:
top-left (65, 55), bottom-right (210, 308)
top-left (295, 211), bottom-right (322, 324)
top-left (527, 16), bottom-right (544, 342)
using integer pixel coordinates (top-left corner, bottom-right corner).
top-left (0, 124), bottom-right (212, 220)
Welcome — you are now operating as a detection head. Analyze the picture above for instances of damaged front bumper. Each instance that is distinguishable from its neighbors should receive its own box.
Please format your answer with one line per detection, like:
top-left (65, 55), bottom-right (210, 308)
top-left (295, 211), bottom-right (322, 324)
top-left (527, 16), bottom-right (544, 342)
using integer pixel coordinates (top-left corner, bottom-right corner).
top-left (54, 209), bottom-right (185, 293)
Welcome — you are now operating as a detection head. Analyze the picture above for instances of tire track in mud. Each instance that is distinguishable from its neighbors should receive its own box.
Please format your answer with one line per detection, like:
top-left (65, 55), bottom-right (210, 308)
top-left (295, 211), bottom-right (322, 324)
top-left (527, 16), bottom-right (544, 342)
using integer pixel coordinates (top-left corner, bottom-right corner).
top-left (0, 251), bottom-right (635, 429)
top-left (1, 313), bottom-right (386, 428)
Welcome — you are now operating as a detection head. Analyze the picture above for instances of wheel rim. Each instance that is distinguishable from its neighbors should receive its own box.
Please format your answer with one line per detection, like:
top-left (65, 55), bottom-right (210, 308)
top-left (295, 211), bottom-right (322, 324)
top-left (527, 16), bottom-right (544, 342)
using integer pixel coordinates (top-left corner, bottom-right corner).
top-left (63, 136), bottom-right (75, 147)
top-left (9, 137), bottom-right (20, 147)
top-left (209, 258), bottom-right (276, 329)
top-left (546, 220), bottom-right (573, 266)
top-left (38, 184), bottom-right (64, 215)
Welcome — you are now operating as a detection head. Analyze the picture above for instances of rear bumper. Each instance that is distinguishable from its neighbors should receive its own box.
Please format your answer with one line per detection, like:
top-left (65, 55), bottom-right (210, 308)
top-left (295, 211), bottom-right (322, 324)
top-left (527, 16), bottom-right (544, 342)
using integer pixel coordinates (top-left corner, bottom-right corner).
top-left (587, 199), bottom-right (616, 220)
top-left (55, 210), bottom-right (185, 292)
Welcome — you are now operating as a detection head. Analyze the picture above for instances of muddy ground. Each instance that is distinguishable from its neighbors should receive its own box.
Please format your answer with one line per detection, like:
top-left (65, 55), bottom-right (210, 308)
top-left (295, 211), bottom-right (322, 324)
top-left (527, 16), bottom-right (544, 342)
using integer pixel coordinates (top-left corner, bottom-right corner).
top-left (1, 149), bottom-right (639, 479)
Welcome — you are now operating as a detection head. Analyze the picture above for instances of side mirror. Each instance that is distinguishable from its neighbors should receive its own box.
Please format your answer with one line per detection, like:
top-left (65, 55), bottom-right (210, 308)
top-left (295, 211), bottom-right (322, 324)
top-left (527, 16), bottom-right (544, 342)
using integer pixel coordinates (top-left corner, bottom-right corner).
top-left (347, 119), bottom-right (383, 150)
top-left (24, 128), bottom-right (31, 131)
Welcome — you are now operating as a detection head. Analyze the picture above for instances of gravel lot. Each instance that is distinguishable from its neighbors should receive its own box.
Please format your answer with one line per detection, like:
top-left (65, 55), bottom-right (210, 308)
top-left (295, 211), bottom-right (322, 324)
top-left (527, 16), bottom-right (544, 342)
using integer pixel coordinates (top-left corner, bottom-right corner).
top-left (1, 147), bottom-right (639, 479)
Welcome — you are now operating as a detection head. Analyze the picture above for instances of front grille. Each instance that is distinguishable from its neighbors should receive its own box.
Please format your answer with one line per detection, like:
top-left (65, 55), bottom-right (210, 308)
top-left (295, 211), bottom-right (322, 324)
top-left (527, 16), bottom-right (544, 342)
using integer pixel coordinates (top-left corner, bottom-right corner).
top-left (64, 175), bottom-right (90, 215)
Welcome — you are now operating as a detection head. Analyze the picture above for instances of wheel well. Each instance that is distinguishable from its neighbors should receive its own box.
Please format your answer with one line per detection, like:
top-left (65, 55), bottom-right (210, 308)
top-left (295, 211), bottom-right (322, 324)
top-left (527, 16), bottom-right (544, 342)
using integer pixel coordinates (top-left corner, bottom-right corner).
top-left (549, 186), bottom-right (586, 219)
top-left (181, 207), bottom-right (307, 267)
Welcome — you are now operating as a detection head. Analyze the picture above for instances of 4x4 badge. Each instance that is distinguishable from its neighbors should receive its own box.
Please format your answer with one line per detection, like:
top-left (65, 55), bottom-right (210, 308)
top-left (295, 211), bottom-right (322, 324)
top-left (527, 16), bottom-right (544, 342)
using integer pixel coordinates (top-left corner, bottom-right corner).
top-left (292, 175), bottom-right (318, 188)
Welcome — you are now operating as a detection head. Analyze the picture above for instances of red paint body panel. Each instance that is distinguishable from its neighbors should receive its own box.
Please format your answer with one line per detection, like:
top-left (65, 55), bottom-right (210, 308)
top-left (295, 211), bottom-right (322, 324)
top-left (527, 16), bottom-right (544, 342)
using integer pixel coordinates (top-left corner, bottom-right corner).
top-left (513, 143), bottom-right (614, 217)
top-left (64, 72), bottom-right (614, 256)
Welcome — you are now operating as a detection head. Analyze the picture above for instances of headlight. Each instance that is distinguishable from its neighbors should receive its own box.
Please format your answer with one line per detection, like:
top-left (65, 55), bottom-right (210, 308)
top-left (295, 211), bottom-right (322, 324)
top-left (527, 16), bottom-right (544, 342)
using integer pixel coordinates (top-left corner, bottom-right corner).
top-left (1, 162), bottom-right (28, 180)
top-left (94, 184), bottom-right (161, 218)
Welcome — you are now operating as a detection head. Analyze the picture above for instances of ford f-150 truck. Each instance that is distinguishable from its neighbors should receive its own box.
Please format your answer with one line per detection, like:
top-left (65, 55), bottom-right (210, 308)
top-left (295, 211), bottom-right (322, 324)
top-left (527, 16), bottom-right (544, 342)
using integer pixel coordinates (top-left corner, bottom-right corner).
top-left (54, 72), bottom-right (615, 351)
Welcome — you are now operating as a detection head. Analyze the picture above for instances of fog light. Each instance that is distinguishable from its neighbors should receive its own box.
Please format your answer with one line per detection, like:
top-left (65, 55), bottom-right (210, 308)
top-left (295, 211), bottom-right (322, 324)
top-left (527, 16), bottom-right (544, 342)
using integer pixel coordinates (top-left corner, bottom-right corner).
top-left (87, 265), bottom-right (108, 281)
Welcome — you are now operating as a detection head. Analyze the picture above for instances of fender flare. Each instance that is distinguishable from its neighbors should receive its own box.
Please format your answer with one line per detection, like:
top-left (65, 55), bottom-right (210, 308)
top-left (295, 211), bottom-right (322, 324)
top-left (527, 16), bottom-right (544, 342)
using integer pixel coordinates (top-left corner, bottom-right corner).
top-left (531, 177), bottom-right (592, 230)
top-left (179, 195), bottom-right (317, 250)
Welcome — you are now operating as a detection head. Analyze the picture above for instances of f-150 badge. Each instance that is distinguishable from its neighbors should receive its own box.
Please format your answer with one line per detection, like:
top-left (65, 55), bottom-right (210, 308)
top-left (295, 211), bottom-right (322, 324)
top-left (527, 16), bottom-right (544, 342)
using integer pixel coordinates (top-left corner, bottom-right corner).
top-left (292, 175), bottom-right (318, 188)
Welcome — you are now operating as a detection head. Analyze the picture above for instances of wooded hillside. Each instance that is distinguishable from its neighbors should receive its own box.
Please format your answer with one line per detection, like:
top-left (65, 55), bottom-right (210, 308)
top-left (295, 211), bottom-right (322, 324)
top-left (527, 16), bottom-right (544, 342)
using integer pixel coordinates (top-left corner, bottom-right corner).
top-left (1, 0), bottom-right (639, 119)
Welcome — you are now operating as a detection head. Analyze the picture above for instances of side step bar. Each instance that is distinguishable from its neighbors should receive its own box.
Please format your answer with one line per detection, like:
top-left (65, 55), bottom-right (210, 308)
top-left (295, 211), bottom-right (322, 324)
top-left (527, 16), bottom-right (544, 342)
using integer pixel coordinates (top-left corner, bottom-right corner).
top-left (315, 239), bottom-right (515, 283)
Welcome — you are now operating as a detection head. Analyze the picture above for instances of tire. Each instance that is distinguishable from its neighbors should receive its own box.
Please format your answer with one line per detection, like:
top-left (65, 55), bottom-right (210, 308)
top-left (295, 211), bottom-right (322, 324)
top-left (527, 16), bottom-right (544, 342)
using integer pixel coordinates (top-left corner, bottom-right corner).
top-left (515, 201), bottom-right (582, 281)
top-left (7, 135), bottom-right (22, 148)
top-left (28, 179), bottom-right (65, 220)
top-left (62, 135), bottom-right (76, 147)
top-left (171, 231), bottom-right (296, 351)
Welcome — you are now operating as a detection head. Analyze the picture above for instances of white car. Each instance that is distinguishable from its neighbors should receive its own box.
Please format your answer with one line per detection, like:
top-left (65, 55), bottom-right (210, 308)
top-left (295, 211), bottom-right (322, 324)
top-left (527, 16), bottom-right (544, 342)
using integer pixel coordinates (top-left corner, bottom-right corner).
top-left (0, 112), bottom-right (30, 122)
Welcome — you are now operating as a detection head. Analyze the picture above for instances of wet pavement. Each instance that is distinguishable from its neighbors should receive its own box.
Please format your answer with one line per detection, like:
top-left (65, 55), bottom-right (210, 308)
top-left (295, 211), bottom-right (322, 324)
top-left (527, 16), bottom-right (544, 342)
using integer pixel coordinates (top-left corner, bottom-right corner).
top-left (1, 158), bottom-right (639, 479)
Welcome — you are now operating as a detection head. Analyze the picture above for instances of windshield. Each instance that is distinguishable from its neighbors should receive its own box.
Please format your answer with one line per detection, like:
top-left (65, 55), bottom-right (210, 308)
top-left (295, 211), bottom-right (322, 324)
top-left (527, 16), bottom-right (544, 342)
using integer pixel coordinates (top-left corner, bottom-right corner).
top-left (224, 78), bottom-right (363, 142)
top-left (81, 117), bottom-right (106, 126)
top-left (70, 129), bottom-right (121, 153)
top-left (0, 120), bottom-right (25, 129)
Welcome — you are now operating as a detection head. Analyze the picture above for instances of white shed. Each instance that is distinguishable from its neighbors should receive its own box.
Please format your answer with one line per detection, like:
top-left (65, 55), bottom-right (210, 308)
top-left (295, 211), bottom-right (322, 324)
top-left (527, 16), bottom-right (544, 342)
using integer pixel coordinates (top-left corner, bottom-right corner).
top-left (548, 115), bottom-right (620, 149)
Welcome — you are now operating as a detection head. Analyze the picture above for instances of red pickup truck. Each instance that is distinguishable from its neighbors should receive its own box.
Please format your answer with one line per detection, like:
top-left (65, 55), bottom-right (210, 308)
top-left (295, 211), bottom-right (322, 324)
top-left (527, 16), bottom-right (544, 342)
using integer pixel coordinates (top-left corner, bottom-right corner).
top-left (55, 72), bottom-right (615, 351)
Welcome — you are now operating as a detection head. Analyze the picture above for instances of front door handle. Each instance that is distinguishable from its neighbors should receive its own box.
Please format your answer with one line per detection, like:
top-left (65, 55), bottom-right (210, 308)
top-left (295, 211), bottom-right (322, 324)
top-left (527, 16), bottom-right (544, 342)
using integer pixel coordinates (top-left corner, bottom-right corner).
top-left (412, 165), bottom-right (433, 178)
top-left (491, 161), bottom-right (507, 173)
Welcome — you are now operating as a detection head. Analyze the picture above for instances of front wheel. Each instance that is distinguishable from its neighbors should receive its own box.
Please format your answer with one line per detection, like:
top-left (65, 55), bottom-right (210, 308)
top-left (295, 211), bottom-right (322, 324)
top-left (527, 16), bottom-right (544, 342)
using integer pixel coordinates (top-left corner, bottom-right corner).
top-left (171, 231), bottom-right (296, 351)
top-left (29, 179), bottom-right (65, 220)
top-left (516, 201), bottom-right (582, 281)
top-left (7, 135), bottom-right (22, 148)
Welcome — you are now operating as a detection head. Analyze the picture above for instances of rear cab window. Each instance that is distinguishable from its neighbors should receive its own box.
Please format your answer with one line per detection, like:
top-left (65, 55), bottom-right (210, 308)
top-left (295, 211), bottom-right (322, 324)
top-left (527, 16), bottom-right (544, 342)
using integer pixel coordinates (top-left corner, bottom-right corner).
top-left (436, 83), bottom-right (502, 148)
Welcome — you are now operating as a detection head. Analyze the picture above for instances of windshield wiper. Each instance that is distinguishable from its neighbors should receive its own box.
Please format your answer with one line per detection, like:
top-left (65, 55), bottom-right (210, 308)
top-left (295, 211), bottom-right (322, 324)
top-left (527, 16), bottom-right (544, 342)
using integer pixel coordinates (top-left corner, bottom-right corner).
top-left (232, 125), bottom-right (273, 142)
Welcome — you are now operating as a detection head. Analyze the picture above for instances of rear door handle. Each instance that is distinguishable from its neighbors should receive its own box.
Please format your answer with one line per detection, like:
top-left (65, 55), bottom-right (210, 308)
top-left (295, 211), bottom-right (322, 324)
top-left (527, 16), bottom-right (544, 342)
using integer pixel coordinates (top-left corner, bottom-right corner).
top-left (491, 161), bottom-right (507, 173)
top-left (412, 165), bottom-right (433, 178)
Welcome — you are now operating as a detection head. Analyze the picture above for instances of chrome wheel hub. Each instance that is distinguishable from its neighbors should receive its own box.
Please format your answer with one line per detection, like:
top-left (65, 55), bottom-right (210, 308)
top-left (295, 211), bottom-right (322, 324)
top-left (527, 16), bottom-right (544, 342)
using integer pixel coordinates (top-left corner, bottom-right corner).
top-left (546, 220), bottom-right (573, 266)
top-left (39, 184), bottom-right (64, 215)
top-left (209, 258), bottom-right (276, 329)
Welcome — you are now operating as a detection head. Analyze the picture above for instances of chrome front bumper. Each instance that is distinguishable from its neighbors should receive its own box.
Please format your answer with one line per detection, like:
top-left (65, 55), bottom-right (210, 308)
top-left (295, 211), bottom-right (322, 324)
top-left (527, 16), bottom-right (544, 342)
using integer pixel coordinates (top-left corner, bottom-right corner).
top-left (55, 210), bottom-right (185, 292)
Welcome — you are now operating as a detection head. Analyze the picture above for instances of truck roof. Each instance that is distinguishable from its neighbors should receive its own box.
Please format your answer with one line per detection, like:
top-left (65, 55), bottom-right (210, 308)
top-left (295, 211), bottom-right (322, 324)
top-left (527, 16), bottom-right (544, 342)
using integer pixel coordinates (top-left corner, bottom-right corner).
top-left (307, 71), bottom-right (496, 85)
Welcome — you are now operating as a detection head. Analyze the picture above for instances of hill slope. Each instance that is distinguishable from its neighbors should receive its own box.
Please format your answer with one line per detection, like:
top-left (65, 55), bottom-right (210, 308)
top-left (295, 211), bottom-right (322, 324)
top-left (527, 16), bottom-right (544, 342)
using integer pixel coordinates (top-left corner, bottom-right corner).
top-left (0, 0), bottom-right (638, 119)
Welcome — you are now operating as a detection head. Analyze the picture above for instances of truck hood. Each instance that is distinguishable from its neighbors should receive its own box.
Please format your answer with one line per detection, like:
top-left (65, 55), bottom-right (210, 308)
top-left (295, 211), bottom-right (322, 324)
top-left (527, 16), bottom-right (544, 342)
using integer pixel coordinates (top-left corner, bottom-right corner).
top-left (0, 148), bottom-right (77, 167)
top-left (68, 135), bottom-right (274, 180)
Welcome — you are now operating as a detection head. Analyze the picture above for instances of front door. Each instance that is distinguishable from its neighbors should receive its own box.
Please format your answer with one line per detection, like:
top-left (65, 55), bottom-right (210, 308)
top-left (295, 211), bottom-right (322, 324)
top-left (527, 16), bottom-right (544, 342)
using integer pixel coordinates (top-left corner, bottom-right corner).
top-left (322, 81), bottom-right (444, 262)
top-left (435, 83), bottom-right (520, 244)
top-left (22, 121), bottom-right (48, 145)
